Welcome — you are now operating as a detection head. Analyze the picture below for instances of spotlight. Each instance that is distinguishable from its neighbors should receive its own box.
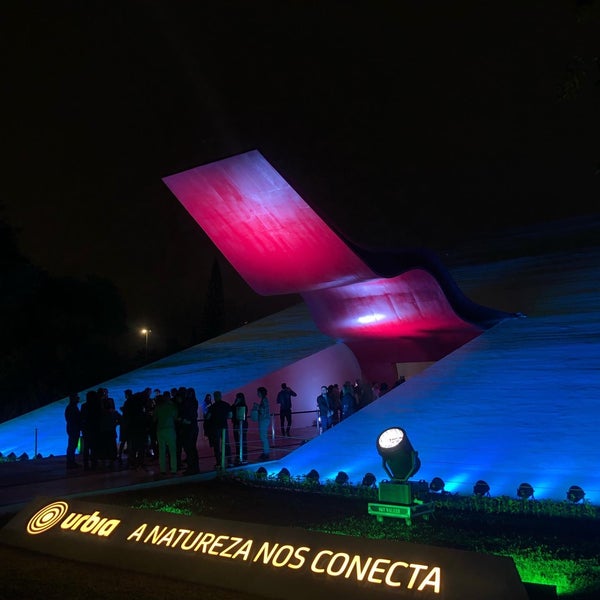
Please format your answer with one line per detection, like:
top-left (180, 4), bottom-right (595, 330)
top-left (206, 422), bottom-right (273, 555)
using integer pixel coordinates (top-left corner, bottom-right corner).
top-left (473, 480), bottom-right (490, 497)
top-left (429, 477), bottom-right (445, 493)
top-left (255, 466), bottom-right (267, 479)
top-left (335, 471), bottom-right (349, 485)
top-left (362, 472), bottom-right (377, 487)
top-left (277, 467), bottom-right (291, 481)
top-left (375, 427), bottom-right (421, 482)
top-left (517, 482), bottom-right (535, 500)
top-left (567, 485), bottom-right (585, 503)
top-left (305, 469), bottom-right (320, 484)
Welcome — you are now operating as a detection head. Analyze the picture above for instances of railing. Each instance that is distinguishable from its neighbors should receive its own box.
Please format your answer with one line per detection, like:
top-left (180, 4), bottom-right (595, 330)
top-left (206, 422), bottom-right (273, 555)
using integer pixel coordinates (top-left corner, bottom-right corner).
top-left (201, 409), bottom-right (321, 470)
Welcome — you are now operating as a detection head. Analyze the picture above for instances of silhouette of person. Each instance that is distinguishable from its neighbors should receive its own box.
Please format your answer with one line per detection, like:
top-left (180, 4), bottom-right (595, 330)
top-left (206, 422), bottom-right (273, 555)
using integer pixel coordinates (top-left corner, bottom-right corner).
top-left (276, 382), bottom-right (297, 437)
top-left (211, 390), bottom-right (232, 468)
top-left (153, 391), bottom-right (179, 475)
top-left (180, 387), bottom-right (200, 475)
top-left (257, 386), bottom-right (271, 460)
top-left (65, 392), bottom-right (82, 468)
top-left (80, 389), bottom-right (101, 470)
top-left (340, 380), bottom-right (357, 421)
top-left (317, 385), bottom-right (332, 432)
top-left (202, 393), bottom-right (218, 464)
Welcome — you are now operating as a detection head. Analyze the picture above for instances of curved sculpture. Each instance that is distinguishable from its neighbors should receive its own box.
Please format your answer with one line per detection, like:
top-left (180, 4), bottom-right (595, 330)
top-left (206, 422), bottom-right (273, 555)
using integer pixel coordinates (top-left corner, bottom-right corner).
top-left (163, 150), bottom-right (514, 381)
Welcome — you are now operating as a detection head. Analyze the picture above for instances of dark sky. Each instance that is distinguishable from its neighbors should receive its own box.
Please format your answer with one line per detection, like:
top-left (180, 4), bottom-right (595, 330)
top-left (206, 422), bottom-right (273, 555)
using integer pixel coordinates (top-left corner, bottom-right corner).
top-left (3, 1), bottom-right (598, 354)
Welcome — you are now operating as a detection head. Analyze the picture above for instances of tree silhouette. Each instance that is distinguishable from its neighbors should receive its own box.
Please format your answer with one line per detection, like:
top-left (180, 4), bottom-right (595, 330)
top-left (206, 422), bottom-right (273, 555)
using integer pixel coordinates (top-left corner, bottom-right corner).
top-left (0, 213), bottom-right (128, 422)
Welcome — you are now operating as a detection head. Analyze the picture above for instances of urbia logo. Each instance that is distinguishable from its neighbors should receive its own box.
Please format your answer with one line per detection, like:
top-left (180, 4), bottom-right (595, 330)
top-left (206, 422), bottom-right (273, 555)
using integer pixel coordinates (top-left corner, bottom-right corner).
top-left (27, 502), bottom-right (121, 537)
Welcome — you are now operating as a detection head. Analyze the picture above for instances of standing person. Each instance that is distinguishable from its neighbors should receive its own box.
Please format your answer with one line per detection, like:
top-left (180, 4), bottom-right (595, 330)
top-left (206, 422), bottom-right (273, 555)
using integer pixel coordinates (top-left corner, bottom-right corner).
top-left (230, 392), bottom-right (248, 465)
top-left (125, 390), bottom-right (149, 470)
top-left (317, 385), bottom-right (332, 432)
top-left (117, 389), bottom-right (133, 464)
top-left (80, 389), bottom-right (101, 470)
top-left (173, 388), bottom-right (186, 470)
top-left (328, 383), bottom-right (341, 426)
top-left (98, 394), bottom-right (120, 468)
top-left (201, 392), bottom-right (213, 416)
top-left (180, 387), bottom-right (200, 475)
top-left (276, 383), bottom-right (297, 437)
top-left (340, 380), bottom-right (357, 421)
top-left (153, 391), bottom-right (179, 476)
top-left (355, 378), bottom-right (374, 410)
top-left (211, 391), bottom-right (232, 468)
top-left (202, 394), bottom-right (217, 465)
top-left (256, 386), bottom-right (271, 460)
top-left (64, 393), bottom-right (82, 469)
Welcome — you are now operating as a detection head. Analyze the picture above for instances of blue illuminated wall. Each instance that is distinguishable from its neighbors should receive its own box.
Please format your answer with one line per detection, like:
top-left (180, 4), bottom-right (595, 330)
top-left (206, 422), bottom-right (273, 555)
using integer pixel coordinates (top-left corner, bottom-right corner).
top-left (1, 233), bottom-right (599, 502)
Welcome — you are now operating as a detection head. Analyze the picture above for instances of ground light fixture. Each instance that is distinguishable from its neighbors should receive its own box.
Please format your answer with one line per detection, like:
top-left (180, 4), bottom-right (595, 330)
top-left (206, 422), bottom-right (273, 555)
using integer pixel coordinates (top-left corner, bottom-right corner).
top-left (473, 480), bottom-right (491, 497)
top-left (368, 427), bottom-right (433, 526)
top-left (429, 477), bottom-right (445, 493)
top-left (375, 426), bottom-right (421, 481)
top-left (277, 467), bottom-right (291, 481)
top-left (361, 472), bottom-right (377, 487)
top-left (517, 482), bottom-right (535, 500)
top-left (566, 485), bottom-right (585, 503)
top-left (305, 469), bottom-right (320, 484)
top-left (334, 471), bottom-right (349, 485)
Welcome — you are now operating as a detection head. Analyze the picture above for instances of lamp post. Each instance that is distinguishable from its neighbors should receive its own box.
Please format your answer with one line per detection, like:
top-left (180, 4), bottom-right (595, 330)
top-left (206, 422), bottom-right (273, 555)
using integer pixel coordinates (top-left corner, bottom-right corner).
top-left (140, 328), bottom-right (151, 359)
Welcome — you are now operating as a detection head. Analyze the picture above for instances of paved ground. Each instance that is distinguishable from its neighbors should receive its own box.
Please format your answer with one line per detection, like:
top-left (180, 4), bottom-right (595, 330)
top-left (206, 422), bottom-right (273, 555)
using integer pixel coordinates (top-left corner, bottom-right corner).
top-left (0, 425), bottom-right (318, 516)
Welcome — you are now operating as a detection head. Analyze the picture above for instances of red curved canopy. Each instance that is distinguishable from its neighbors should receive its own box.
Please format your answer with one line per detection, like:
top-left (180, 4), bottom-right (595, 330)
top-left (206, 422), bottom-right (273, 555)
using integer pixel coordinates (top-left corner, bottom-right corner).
top-left (163, 150), bottom-right (502, 379)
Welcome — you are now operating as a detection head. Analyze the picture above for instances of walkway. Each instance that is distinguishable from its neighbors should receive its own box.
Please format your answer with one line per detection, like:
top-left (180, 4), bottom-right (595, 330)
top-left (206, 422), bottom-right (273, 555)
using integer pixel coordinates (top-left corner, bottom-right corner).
top-left (0, 425), bottom-right (318, 516)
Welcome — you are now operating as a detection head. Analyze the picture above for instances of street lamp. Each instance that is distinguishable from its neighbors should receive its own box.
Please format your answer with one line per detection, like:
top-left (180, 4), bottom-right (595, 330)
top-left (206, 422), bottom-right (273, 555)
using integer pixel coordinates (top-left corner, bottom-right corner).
top-left (140, 328), bottom-right (151, 359)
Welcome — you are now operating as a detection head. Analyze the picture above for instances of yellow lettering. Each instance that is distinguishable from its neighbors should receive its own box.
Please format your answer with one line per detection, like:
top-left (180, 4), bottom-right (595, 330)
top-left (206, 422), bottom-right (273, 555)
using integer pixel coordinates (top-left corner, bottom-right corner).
top-left (385, 561), bottom-right (408, 587)
top-left (156, 527), bottom-right (178, 546)
top-left (181, 531), bottom-right (204, 551)
top-left (417, 566), bottom-right (441, 594)
top-left (193, 532), bottom-right (215, 553)
top-left (96, 519), bottom-right (120, 536)
top-left (144, 525), bottom-right (168, 544)
top-left (59, 511), bottom-right (120, 536)
top-left (231, 539), bottom-right (253, 561)
top-left (310, 550), bottom-right (333, 573)
top-left (208, 534), bottom-right (229, 556)
top-left (287, 546), bottom-right (310, 570)
top-left (220, 536), bottom-right (243, 558)
top-left (253, 542), bottom-right (280, 564)
top-left (367, 558), bottom-right (390, 584)
top-left (170, 529), bottom-right (192, 549)
top-left (407, 563), bottom-right (428, 589)
top-left (345, 555), bottom-right (373, 580)
top-left (80, 512), bottom-right (103, 533)
top-left (326, 552), bottom-right (349, 576)
top-left (60, 513), bottom-right (82, 530)
top-left (127, 523), bottom-right (147, 541)
top-left (272, 545), bottom-right (294, 567)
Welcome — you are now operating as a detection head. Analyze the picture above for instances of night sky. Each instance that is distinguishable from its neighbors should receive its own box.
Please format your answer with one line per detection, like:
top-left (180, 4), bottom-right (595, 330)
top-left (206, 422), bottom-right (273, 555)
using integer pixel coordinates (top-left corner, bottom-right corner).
top-left (3, 1), bottom-right (598, 355)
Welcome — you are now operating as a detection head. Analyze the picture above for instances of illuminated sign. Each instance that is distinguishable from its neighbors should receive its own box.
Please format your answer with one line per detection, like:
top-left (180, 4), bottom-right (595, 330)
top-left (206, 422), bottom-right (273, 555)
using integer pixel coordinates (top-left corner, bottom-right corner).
top-left (0, 496), bottom-right (529, 600)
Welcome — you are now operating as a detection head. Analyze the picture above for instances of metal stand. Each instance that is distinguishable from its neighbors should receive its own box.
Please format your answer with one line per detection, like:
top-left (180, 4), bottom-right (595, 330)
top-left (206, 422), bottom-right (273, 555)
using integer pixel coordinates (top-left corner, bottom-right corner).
top-left (367, 480), bottom-right (434, 526)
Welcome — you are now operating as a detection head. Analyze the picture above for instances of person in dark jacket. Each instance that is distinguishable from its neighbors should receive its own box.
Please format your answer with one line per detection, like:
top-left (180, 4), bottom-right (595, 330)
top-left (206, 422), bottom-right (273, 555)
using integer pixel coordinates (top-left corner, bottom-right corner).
top-left (317, 385), bottom-right (332, 432)
top-left (276, 382), bottom-right (297, 437)
top-left (210, 390), bottom-right (232, 468)
top-left (65, 392), bottom-right (82, 468)
top-left (180, 387), bottom-right (200, 475)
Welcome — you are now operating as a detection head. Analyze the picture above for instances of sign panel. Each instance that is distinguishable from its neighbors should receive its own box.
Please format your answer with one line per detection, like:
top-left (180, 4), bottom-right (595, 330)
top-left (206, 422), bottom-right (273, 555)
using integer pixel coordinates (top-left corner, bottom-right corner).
top-left (0, 496), bottom-right (529, 600)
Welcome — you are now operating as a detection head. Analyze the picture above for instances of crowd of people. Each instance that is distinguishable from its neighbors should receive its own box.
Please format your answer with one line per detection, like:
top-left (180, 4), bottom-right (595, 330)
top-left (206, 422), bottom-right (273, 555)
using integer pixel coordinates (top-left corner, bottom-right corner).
top-left (64, 385), bottom-right (202, 475)
top-left (63, 377), bottom-right (405, 473)
top-left (315, 377), bottom-right (405, 431)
